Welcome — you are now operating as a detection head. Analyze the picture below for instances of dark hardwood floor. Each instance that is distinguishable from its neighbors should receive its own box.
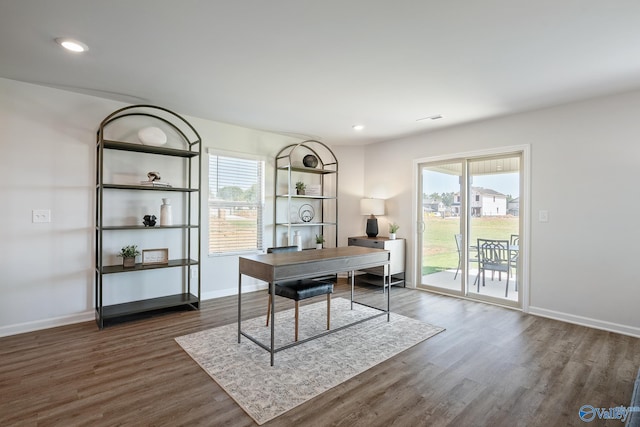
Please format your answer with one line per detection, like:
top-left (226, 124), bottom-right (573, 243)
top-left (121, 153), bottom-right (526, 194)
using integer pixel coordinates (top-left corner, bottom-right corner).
top-left (1, 282), bottom-right (638, 427)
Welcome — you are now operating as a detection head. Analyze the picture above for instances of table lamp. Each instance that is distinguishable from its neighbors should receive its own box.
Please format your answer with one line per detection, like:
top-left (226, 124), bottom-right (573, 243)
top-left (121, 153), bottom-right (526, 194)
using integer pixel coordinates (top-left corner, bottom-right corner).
top-left (360, 198), bottom-right (385, 237)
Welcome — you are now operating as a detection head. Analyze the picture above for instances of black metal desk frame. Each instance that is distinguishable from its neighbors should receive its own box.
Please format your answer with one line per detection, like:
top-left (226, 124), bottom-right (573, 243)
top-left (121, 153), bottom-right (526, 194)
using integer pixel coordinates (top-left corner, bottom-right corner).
top-left (238, 246), bottom-right (391, 366)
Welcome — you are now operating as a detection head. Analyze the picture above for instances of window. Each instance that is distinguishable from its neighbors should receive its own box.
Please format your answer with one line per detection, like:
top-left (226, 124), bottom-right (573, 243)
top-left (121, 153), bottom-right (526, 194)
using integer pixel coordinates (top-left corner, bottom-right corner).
top-left (208, 153), bottom-right (264, 255)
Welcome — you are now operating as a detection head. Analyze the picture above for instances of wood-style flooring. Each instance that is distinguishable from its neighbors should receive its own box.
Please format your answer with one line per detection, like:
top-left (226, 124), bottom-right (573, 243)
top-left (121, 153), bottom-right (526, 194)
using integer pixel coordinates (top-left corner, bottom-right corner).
top-left (1, 282), bottom-right (638, 427)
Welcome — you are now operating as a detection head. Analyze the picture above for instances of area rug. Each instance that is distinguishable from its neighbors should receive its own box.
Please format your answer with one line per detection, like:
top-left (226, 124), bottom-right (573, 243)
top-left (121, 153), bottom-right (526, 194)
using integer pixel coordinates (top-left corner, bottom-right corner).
top-left (175, 297), bottom-right (444, 425)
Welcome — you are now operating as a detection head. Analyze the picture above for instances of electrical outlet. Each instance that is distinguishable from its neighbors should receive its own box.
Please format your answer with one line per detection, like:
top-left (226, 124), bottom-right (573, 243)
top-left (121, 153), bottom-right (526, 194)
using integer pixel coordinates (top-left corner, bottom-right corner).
top-left (32, 209), bottom-right (51, 223)
top-left (190, 267), bottom-right (198, 279)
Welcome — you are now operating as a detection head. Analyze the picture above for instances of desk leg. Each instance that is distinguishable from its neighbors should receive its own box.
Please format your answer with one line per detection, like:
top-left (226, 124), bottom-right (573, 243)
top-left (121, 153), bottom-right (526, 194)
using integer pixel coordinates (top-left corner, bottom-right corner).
top-left (387, 267), bottom-right (391, 322)
top-left (350, 270), bottom-right (354, 310)
top-left (238, 272), bottom-right (242, 343)
top-left (270, 281), bottom-right (276, 366)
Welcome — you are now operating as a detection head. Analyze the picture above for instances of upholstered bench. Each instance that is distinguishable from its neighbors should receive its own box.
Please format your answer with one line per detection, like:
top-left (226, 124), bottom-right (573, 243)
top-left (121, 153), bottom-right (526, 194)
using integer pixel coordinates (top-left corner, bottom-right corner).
top-left (265, 246), bottom-right (334, 341)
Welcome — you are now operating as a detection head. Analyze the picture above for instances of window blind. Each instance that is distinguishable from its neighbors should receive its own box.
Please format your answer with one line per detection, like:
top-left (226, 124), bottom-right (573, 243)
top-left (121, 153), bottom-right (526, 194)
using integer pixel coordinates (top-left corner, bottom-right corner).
top-left (208, 154), bottom-right (264, 255)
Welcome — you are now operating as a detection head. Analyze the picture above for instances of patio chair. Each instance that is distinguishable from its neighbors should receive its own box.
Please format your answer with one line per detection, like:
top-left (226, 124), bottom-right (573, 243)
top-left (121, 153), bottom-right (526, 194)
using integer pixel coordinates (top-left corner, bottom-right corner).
top-left (454, 234), bottom-right (463, 280)
top-left (476, 238), bottom-right (511, 297)
top-left (265, 246), bottom-right (334, 342)
top-left (510, 234), bottom-right (519, 291)
top-left (454, 234), bottom-right (478, 280)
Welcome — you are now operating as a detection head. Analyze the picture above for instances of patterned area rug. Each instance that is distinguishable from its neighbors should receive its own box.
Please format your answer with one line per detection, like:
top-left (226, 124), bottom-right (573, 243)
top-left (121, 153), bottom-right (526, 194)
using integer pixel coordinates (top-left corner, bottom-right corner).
top-left (175, 297), bottom-right (444, 425)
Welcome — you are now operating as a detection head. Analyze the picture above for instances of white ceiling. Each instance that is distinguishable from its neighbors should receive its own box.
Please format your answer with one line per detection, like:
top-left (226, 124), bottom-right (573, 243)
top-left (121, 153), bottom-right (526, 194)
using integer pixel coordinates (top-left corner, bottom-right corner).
top-left (2, 0), bottom-right (640, 145)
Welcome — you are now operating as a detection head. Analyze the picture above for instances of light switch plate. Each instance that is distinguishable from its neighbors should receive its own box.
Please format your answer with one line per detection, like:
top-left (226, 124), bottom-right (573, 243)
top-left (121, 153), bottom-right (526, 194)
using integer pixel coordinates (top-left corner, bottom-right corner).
top-left (538, 210), bottom-right (549, 222)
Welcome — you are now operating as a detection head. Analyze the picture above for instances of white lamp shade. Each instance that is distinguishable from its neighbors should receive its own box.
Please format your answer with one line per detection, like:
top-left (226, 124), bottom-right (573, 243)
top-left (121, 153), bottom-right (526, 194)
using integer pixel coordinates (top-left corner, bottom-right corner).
top-left (360, 198), bottom-right (385, 216)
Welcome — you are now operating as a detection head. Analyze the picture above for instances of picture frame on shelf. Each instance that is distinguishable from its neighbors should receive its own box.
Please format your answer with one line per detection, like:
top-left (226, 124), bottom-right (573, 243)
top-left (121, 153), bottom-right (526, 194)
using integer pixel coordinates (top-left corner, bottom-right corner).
top-left (142, 248), bottom-right (169, 265)
top-left (305, 184), bottom-right (322, 196)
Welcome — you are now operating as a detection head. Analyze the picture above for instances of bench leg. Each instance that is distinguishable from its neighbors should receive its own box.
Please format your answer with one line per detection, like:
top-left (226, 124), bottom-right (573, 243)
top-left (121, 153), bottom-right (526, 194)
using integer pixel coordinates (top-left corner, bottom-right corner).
top-left (295, 301), bottom-right (299, 342)
top-left (327, 294), bottom-right (331, 330)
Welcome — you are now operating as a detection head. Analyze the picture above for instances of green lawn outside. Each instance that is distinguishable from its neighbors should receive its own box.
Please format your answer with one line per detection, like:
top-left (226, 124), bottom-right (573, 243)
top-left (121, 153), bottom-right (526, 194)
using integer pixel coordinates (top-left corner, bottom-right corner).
top-left (422, 215), bottom-right (519, 274)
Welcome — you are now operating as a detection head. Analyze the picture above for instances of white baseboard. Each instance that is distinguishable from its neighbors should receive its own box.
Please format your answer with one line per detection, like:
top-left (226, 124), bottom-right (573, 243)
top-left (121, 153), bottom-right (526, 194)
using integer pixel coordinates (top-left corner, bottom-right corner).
top-left (0, 311), bottom-right (94, 338)
top-left (1, 282), bottom-right (267, 338)
top-left (3, 294), bottom-right (635, 340)
top-left (202, 283), bottom-right (267, 301)
top-left (528, 306), bottom-right (640, 338)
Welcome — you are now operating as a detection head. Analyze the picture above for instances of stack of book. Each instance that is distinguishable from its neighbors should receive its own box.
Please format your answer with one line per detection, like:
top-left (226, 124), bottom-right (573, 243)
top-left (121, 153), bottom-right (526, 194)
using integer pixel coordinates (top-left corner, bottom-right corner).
top-left (139, 181), bottom-right (172, 188)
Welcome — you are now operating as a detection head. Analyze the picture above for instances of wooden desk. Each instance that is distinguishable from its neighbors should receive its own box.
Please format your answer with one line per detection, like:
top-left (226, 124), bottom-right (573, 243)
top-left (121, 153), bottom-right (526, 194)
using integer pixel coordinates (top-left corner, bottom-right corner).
top-left (238, 246), bottom-right (390, 365)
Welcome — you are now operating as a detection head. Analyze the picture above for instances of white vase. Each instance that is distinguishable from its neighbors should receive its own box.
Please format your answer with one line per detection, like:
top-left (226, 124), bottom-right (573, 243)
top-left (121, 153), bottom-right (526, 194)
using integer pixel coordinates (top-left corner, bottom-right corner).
top-left (316, 243), bottom-right (323, 250)
top-left (160, 198), bottom-right (172, 226)
top-left (389, 233), bottom-right (396, 240)
top-left (294, 231), bottom-right (302, 251)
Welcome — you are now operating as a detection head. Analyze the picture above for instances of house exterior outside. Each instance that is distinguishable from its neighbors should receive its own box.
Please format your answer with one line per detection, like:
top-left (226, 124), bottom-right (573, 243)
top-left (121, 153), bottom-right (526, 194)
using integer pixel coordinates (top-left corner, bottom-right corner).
top-left (423, 198), bottom-right (446, 216)
top-left (508, 197), bottom-right (520, 216)
top-left (471, 187), bottom-right (507, 216)
top-left (425, 187), bottom-right (508, 217)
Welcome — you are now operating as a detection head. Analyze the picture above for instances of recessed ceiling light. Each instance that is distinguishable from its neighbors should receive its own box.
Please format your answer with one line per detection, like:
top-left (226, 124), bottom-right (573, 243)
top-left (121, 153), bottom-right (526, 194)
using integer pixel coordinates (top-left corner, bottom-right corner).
top-left (55, 38), bottom-right (88, 53)
top-left (352, 124), bottom-right (365, 131)
top-left (416, 114), bottom-right (443, 122)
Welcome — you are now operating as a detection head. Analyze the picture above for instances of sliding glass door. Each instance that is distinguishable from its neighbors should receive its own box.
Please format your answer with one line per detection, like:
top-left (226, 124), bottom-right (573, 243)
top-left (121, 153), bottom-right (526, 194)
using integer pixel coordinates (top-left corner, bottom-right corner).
top-left (419, 161), bottom-right (464, 295)
top-left (467, 155), bottom-right (521, 304)
top-left (418, 152), bottom-right (523, 307)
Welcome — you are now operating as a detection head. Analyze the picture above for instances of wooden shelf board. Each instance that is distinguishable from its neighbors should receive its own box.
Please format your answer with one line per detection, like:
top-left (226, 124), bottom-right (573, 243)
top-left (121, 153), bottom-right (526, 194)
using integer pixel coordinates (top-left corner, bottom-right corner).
top-left (276, 194), bottom-right (336, 200)
top-left (275, 222), bottom-right (337, 227)
top-left (277, 165), bottom-right (337, 174)
top-left (355, 272), bottom-right (405, 288)
top-left (99, 293), bottom-right (199, 319)
top-left (101, 258), bottom-right (198, 274)
top-left (99, 225), bottom-right (198, 230)
top-left (101, 140), bottom-right (199, 157)
top-left (101, 184), bottom-right (198, 192)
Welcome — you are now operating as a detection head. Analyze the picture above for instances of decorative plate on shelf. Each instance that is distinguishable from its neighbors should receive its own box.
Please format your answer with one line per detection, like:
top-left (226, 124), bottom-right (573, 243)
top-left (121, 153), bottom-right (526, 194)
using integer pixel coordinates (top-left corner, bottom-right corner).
top-left (298, 204), bottom-right (315, 222)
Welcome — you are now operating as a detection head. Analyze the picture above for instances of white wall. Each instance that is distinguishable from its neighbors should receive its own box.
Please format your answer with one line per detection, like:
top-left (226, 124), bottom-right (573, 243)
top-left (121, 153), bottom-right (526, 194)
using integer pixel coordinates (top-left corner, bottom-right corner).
top-left (2, 76), bottom-right (638, 338)
top-left (332, 145), bottom-right (366, 246)
top-left (0, 78), bottom-right (299, 336)
top-left (361, 90), bottom-right (640, 336)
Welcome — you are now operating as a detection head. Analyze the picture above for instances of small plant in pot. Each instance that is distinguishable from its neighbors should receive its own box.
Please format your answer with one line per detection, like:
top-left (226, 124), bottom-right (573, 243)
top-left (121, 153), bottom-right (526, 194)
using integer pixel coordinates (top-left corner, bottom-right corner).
top-left (315, 234), bottom-right (325, 249)
top-left (389, 223), bottom-right (400, 240)
top-left (117, 245), bottom-right (140, 267)
top-left (295, 181), bottom-right (306, 195)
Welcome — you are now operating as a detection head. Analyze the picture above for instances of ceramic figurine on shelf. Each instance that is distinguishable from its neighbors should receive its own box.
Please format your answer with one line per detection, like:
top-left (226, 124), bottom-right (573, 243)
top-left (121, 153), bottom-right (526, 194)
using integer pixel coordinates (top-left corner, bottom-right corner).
top-left (142, 214), bottom-right (157, 227)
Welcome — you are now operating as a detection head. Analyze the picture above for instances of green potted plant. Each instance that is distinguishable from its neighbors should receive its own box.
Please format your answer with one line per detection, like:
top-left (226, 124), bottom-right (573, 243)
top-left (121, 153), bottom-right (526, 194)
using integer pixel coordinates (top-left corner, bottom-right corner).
top-left (117, 244), bottom-right (140, 267)
top-left (389, 223), bottom-right (400, 240)
top-left (295, 181), bottom-right (306, 195)
top-left (315, 234), bottom-right (325, 249)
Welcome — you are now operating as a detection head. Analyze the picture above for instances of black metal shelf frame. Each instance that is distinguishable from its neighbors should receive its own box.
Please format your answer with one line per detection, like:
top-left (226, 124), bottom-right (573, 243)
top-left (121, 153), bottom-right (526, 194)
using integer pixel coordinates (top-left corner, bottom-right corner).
top-left (273, 140), bottom-right (338, 250)
top-left (95, 105), bottom-right (202, 329)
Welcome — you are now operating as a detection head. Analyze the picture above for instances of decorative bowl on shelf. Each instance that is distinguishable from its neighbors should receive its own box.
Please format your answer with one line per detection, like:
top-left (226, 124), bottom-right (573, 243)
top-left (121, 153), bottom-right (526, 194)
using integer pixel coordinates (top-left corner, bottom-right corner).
top-left (303, 154), bottom-right (318, 168)
top-left (138, 126), bottom-right (167, 146)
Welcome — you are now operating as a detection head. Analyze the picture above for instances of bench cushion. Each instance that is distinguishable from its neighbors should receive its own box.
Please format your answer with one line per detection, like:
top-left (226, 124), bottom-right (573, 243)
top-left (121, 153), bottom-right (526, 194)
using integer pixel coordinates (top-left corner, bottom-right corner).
top-left (273, 280), bottom-right (333, 301)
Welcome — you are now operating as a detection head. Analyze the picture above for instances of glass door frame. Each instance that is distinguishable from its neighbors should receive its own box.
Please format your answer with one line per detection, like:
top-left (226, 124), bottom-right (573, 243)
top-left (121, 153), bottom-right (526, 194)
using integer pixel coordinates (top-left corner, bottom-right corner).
top-left (412, 145), bottom-right (530, 311)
